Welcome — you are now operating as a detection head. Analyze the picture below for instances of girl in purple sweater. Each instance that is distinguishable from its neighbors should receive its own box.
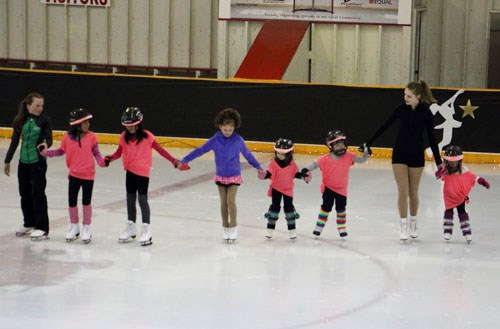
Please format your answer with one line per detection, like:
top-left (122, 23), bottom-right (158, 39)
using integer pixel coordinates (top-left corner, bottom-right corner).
top-left (178, 108), bottom-right (264, 242)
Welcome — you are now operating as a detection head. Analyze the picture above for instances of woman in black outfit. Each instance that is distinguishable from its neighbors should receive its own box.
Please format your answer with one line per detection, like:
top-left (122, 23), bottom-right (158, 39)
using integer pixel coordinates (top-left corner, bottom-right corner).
top-left (363, 81), bottom-right (444, 241)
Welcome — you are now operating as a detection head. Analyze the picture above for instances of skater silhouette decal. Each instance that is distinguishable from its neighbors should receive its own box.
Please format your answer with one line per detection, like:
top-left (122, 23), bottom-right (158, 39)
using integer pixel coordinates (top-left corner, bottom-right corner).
top-left (425, 89), bottom-right (480, 157)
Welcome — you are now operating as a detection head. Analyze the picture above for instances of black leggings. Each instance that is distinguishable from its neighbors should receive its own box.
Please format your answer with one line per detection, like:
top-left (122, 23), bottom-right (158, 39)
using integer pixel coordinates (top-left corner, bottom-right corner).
top-left (125, 171), bottom-right (150, 224)
top-left (269, 188), bottom-right (295, 213)
top-left (321, 187), bottom-right (347, 212)
top-left (68, 175), bottom-right (94, 207)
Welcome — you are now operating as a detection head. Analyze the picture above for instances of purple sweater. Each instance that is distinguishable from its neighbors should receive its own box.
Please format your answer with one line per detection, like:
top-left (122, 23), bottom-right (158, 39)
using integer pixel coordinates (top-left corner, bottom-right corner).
top-left (181, 131), bottom-right (262, 177)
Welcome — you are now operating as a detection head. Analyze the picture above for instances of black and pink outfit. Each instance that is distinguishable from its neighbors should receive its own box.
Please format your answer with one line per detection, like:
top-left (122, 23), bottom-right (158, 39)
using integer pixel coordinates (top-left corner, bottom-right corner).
top-left (262, 158), bottom-right (303, 233)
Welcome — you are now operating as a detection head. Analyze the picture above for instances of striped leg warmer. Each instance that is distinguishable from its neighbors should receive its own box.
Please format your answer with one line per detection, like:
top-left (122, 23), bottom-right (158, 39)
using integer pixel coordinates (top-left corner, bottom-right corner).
top-left (336, 210), bottom-right (347, 237)
top-left (443, 210), bottom-right (454, 235)
top-left (313, 208), bottom-right (330, 236)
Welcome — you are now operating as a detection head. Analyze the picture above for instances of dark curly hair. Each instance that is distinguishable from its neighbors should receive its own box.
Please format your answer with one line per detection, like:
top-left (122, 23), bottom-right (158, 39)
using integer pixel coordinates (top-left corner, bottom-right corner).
top-left (214, 108), bottom-right (241, 129)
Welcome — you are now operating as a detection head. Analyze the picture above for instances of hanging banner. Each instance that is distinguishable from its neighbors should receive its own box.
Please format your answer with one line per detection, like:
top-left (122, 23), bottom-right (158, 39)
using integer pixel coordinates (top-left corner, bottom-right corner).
top-left (219, 0), bottom-right (411, 25)
top-left (40, 0), bottom-right (111, 7)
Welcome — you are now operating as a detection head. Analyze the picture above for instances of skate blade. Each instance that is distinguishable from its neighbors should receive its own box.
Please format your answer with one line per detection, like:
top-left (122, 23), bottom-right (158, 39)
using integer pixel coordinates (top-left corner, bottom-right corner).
top-left (140, 238), bottom-right (152, 246)
top-left (118, 235), bottom-right (136, 243)
top-left (66, 235), bottom-right (80, 243)
top-left (31, 235), bottom-right (49, 241)
top-left (82, 238), bottom-right (92, 244)
top-left (16, 230), bottom-right (34, 237)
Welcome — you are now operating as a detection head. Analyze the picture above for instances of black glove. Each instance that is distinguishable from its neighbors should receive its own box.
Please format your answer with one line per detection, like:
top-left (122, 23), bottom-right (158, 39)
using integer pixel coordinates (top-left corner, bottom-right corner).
top-left (358, 143), bottom-right (372, 155)
top-left (104, 156), bottom-right (111, 167)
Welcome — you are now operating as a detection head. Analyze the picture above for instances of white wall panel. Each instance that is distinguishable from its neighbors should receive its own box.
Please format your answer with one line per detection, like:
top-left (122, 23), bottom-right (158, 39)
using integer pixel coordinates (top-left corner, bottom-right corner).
top-left (169, 0), bottom-right (190, 68)
top-left (379, 26), bottom-right (406, 85)
top-left (129, 0), bottom-right (149, 66)
top-left (108, 0), bottom-right (128, 65)
top-left (0, 0), bottom-right (6, 58)
top-left (190, 0), bottom-right (211, 68)
top-left (67, 6), bottom-right (87, 63)
top-left (493, 0), bottom-right (500, 10)
top-left (418, 0), bottom-right (443, 85)
top-left (358, 25), bottom-right (381, 85)
top-left (150, 0), bottom-right (170, 67)
top-left (46, 5), bottom-right (67, 61)
top-left (87, 6), bottom-right (108, 64)
top-left (464, 0), bottom-right (489, 87)
top-left (334, 24), bottom-right (357, 84)
top-left (26, 0), bottom-right (45, 60)
top-left (227, 21), bottom-right (250, 77)
top-left (311, 24), bottom-right (335, 84)
top-left (441, 0), bottom-right (467, 86)
top-left (282, 28), bottom-right (309, 82)
top-left (210, 0), bottom-right (218, 69)
top-left (8, 0), bottom-right (26, 59)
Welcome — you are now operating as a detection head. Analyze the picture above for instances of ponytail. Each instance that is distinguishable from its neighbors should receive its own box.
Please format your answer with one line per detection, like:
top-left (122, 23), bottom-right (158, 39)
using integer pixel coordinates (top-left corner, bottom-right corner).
top-left (406, 80), bottom-right (436, 105)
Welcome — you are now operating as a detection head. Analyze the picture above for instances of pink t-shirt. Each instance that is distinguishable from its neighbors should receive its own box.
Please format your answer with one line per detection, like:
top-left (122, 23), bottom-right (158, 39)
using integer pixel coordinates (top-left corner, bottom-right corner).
top-left (60, 131), bottom-right (98, 180)
top-left (119, 130), bottom-right (155, 177)
top-left (317, 151), bottom-right (356, 197)
top-left (267, 159), bottom-right (299, 197)
top-left (441, 168), bottom-right (477, 209)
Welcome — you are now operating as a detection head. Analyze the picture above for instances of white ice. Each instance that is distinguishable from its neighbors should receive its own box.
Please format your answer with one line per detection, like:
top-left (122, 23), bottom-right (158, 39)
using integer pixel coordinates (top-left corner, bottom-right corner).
top-left (0, 140), bottom-right (499, 329)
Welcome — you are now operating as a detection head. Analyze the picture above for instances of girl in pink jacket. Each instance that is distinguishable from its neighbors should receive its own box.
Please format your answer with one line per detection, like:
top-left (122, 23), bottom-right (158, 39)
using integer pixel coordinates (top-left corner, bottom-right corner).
top-left (258, 138), bottom-right (310, 240)
top-left (41, 109), bottom-right (106, 243)
top-left (301, 130), bottom-right (370, 239)
top-left (105, 107), bottom-right (180, 246)
top-left (435, 145), bottom-right (490, 243)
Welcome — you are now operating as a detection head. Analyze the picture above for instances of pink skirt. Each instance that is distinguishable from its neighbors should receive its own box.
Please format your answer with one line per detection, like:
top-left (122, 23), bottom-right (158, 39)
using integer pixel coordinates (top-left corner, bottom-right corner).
top-left (214, 175), bottom-right (243, 186)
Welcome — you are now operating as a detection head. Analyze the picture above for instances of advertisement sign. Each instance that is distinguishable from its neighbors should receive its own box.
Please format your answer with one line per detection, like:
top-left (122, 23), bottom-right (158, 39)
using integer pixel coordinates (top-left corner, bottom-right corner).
top-left (41, 0), bottom-right (111, 7)
top-left (220, 0), bottom-right (411, 25)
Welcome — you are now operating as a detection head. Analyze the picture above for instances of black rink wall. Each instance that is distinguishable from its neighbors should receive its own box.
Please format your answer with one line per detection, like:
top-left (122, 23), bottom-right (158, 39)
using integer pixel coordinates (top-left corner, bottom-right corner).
top-left (0, 70), bottom-right (499, 153)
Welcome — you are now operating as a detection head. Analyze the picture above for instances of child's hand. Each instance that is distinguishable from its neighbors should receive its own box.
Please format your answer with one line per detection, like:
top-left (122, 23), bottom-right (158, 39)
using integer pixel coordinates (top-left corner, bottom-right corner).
top-left (178, 163), bottom-right (190, 171)
top-left (301, 168), bottom-right (312, 183)
top-left (173, 159), bottom-right (180, 168)
top-left (97, 158), bottom-right (107, 168)
top-left (303, 171), bottom-right (312, 183)
top-left (358, 143), bottom-right (372, 155)
top-left (257, 169), bottom-right (267, 180)
top-left (478, 177), bottom-right (490, 189)
top-left (37, 143), bottom-right (48, 157)
top-left (104, 156), bottom-right (111, 167)
top-left (435, 167), bottom-right (447, 179)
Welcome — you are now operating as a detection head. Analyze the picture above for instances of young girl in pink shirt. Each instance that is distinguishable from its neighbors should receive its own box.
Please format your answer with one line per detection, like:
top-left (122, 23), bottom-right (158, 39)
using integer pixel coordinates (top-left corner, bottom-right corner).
top-left (301, 130), bottom-right (370, 239)
top-left (40, 109), bottom-right (106, 243)
top-left (258, 138), bottom-right (310, 240)
top-left (435, 145), bottom-right (490, 243)
top-left (105, 107), bottom-right (180, 246)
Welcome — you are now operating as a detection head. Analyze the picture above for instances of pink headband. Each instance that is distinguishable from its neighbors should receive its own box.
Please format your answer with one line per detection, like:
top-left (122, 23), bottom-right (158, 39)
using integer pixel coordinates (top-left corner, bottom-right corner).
top-left (444, 155), bottom-right (463, 161)
top-left (274, 146), bottom-right (294, 153)
top-left (70, 114), bottom-right (93, 126)
top-left (121, 116), bottom-right (143, 127)
top-left (327, 136), bottom-right (346, 146)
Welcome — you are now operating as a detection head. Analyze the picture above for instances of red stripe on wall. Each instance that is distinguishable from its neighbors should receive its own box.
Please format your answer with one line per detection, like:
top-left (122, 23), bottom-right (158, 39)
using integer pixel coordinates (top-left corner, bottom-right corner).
top-left (234, 20), bottom-right (310, 80)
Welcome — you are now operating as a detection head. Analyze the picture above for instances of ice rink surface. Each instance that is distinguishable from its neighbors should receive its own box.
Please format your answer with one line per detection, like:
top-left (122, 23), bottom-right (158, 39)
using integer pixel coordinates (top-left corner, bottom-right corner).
top-left (1, 140), bottom-right (499, 329)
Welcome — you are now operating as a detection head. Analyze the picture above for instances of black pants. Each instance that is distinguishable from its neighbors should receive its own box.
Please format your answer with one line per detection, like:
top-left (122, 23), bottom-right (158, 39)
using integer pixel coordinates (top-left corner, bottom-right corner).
top-left (321, 187), bottom-right (347, 213)
top-left (269, 188), bottom-right (295, 213)
top-left (68, 175), bottom-right (94, 207)
top-left (18, 160), bottom-right (49, 232)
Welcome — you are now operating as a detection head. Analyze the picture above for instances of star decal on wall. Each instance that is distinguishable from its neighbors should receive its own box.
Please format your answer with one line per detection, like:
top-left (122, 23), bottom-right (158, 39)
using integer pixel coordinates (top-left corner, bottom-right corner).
top-left (459, 99), bottom-right (479, 119)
